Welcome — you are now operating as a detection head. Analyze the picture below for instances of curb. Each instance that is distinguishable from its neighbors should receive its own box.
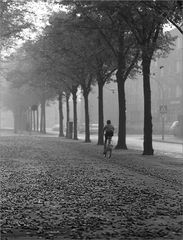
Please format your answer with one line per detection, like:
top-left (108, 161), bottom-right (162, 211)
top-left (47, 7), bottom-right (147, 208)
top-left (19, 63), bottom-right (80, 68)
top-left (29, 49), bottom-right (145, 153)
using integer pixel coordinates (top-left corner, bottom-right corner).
top-left (153, 138), bottom-right (183, 145)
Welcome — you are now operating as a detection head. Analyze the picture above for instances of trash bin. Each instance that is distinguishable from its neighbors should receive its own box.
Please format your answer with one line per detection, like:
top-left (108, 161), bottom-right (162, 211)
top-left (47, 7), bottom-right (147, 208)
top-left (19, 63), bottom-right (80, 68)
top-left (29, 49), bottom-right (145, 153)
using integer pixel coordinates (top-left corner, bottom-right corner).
top-left (68, 121), bottom-right (73, 139)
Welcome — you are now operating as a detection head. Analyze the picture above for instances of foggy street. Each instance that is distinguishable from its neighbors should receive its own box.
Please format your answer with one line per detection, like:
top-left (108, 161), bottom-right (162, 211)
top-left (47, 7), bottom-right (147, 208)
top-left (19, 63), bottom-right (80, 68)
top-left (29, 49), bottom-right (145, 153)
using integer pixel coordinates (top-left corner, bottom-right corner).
top-left (0, 0), bottom-right (183, 240)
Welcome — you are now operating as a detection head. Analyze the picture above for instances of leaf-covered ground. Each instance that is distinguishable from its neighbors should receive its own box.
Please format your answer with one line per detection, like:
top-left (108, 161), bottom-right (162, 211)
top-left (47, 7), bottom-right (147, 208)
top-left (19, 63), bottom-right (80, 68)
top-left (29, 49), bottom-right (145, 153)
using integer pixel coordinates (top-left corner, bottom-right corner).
top-left (0, 135), bottom-right (183, 240)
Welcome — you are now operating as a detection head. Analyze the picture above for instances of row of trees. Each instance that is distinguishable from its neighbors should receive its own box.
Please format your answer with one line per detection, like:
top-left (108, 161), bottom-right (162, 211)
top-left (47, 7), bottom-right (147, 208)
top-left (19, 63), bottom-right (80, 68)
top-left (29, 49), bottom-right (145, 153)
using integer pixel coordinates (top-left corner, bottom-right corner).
top-left (0, 0), bottom-right (59, 133)
top-left (2, 0), bottom-right (183, 155)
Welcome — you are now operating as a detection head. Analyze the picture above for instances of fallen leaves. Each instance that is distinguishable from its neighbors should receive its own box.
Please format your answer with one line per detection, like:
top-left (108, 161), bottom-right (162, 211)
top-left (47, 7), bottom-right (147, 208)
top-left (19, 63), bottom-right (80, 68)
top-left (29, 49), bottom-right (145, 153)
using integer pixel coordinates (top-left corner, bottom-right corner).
top-left (0, 135), bottom-right (182, 239)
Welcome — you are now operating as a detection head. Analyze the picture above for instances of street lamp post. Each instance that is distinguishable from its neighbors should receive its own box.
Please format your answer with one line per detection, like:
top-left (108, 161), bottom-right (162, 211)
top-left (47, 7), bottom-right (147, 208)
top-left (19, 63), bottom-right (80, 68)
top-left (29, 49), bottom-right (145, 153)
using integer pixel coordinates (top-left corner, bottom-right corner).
top-left (159, 66), bottom-right (166, 141)
top-left (152, 67), bottom-right (167, 140)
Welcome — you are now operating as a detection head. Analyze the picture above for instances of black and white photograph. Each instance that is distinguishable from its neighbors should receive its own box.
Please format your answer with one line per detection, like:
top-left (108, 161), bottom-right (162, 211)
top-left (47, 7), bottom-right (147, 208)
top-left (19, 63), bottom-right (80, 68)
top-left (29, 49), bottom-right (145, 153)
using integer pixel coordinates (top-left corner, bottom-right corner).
top-left (0, 0), bottom-right (183, 239)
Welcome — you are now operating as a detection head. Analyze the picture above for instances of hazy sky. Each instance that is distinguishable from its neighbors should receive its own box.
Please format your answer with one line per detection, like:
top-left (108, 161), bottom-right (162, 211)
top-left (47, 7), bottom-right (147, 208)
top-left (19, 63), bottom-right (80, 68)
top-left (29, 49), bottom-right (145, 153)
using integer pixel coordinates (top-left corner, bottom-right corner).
top-left (1, 1), bottom-right (61, 57)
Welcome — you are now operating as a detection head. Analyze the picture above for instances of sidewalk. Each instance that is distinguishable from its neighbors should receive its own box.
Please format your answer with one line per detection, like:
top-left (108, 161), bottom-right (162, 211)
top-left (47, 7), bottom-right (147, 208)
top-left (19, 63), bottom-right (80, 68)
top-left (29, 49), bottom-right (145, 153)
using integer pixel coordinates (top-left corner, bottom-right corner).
top-left (153, 134), bottom-right (183, 144)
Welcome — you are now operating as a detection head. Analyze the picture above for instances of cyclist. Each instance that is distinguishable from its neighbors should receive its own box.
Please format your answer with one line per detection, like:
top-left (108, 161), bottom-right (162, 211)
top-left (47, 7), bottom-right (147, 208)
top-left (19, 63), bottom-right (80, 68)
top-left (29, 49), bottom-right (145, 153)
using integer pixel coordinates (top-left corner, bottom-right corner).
top-left (103, 120), bottom-right (114, 154)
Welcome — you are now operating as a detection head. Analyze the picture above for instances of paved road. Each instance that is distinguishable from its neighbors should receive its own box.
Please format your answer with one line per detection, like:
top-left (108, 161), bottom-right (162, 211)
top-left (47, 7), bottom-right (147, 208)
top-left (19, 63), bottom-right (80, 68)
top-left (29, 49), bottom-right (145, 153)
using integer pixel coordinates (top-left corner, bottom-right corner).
top-left (79, 134), bottom-right (183, 159)
top-left (126, 135), bottom-right (183, 159)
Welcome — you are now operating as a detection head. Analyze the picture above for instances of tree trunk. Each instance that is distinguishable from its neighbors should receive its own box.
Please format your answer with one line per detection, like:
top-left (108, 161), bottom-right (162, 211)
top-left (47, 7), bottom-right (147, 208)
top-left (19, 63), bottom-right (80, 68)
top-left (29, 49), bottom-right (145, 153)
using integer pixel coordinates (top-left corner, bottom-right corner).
top-left (142, 51), bottom-right (154, 155)
top-left (37, 108), bottom-right (39, 132)
top-left (40, 106), bottom-right (42, 132)
top-left (65, 93), bottom-right (70, 138)
top-left (58, 93), bottom-right (64, 137)
top-left (40, 107), bottom-right (43, 133)
top-left (97, 80), bottom-right (104, 145)
top-left (33, 110), bottom-right (36, 131)
top-left (72, 87), bottom-right (78, 140)
top-left (29, 108), bottom-right (32, 132)
top-left (31, 110), bottom-right (33, 132)
top-left (40, 98), bottom-right (46, 134)
top-left (43, 102), bottom-right (46, 134)
top-left (26, 109), bottom-right (29, 132)
top-left (13, 111), bottom-right (18, 133)
top-left (20, 110), bottom-right (27, 132)
top-left (13, 108), bottom-right (23, 133)
top-left (83, 92), bottom-right (91, 142)
top-left (115, 31), bottom-right (127, 150)
top-left (115, 76), bottom-right (127, 149)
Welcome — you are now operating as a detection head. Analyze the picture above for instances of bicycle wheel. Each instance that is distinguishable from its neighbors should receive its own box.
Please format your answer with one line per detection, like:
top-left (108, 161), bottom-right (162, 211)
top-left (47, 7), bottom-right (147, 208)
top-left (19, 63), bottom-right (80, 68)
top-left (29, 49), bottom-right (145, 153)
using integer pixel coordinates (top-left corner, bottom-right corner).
top-left (106, 148), bottom-right (112, 158)
top-left (106, 141), bottom-right (113, 158)
top-left (103, 138), bottom-right (112, 158)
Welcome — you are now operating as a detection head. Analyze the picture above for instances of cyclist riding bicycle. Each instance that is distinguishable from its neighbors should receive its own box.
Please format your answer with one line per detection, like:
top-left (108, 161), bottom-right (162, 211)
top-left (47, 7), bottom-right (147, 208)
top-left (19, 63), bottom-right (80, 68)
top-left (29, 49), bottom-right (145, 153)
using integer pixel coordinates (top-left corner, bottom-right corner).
top-left (103, 120), bottom-right (114, 154)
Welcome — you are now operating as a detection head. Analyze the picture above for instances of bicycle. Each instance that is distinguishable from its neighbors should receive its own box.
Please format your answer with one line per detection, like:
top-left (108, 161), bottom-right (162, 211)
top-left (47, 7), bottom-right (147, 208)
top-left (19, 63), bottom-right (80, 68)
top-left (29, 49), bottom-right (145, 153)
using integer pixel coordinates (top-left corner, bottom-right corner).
top-left (104, 137), bottom-right (113, 158)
